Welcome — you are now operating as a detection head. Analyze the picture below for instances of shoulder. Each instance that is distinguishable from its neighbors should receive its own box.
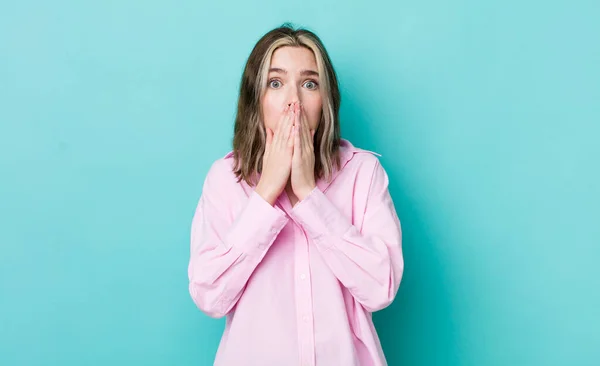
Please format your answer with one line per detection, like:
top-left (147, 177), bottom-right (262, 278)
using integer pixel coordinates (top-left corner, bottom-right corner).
top-left (202, 153), bottom-right (238, 193)
top-left (340, 138), bottom-right (383, 173)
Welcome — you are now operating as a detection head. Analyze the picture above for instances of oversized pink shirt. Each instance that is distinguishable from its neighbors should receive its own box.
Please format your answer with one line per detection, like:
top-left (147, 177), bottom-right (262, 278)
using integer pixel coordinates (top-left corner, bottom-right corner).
top-left (188, 138), bottom-right (404, 366)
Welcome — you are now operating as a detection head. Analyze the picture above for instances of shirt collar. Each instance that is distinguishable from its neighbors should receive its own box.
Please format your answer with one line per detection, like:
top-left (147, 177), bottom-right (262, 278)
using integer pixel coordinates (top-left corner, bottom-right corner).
top-left (316, 138), bottom-right (381, 192)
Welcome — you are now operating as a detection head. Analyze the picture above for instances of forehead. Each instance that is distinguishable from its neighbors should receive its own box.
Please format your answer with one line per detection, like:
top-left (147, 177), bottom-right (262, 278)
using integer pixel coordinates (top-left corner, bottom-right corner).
top-left (270, 46), bottom-right (317, 70)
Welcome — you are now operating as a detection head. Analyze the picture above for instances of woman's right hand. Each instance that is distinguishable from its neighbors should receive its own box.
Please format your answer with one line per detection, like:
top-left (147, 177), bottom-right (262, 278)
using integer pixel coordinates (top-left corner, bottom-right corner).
top-left (255, 102), bottom-right (298, 205)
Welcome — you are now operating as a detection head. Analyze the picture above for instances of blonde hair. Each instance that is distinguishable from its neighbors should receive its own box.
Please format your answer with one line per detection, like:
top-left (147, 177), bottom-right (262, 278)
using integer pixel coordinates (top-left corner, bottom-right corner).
top-left (231, 23), bottom-right (342, 186)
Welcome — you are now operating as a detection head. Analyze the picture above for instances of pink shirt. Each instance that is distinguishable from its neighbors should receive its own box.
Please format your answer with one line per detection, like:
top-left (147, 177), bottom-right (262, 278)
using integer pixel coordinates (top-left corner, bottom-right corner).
top-left (188, 138), bottom-right (404, 366)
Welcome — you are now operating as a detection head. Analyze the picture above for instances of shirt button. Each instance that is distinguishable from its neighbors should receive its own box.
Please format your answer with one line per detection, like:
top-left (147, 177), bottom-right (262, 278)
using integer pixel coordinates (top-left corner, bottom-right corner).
top-left (303, 315), bottom-right (309, 322)
top-left (300, 273), bottom-right (306, 280)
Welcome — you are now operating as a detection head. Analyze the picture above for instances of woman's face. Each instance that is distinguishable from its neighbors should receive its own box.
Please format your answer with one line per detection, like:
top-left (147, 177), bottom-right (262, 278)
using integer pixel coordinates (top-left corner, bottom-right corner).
top-left (261, 46), bottom-right (322, 134)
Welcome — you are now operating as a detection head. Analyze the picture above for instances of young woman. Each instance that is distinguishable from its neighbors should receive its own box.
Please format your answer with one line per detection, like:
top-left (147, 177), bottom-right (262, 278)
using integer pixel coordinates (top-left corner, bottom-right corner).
top-left (188, 24), bottom-right (404, 366)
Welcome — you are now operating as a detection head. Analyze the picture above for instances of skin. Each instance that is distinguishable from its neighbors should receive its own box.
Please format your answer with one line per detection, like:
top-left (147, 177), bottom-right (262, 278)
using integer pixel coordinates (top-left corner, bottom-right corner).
top-left (255, 46), bottom-right (322, 207)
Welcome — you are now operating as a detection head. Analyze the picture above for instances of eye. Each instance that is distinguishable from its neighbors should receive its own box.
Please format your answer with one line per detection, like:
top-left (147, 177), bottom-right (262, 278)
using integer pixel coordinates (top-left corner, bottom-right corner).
top-left (304, 80), bottom-right (319, 90)
top-left (268, 79), bottom-right (282, 88)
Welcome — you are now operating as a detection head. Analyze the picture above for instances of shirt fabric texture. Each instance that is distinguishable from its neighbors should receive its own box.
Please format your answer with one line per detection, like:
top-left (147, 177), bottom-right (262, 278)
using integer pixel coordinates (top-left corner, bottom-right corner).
top-left (188, 138), bottom-right (404, 366)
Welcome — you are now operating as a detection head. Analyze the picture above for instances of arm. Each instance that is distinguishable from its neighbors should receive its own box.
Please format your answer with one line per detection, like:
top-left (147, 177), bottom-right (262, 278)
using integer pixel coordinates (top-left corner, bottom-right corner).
top-left (290, 159), bottom-right (403, 312)
top-left (187, 162), bottom-right (289, 318)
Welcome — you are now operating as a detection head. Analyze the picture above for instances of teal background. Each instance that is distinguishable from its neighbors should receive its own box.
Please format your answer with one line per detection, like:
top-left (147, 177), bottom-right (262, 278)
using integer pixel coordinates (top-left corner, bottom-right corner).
top-left (1, 1), bottom-right (598, 365)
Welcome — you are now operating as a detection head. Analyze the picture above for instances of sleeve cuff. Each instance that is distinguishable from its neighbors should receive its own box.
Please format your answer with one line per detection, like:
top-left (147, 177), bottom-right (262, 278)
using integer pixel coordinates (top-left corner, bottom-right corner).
top-left (227, 190), bottom-right (290, 256)
top-left (290, 187), bottom-right (352, 250)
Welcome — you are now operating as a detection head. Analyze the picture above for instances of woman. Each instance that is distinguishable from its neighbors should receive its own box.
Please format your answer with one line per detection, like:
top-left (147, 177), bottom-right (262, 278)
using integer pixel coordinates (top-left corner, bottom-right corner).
top-left (188, 23), bottom-right (404, 366)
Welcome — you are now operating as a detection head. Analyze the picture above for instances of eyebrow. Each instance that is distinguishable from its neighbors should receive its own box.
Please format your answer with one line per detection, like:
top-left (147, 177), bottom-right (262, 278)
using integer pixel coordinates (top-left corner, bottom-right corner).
top-left (269, 67), bottom-right (319, 77)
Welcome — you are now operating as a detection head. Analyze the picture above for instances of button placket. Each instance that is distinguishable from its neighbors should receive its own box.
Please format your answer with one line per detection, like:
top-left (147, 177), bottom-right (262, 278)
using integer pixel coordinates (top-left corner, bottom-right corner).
top-left (284, 202), bottom-right (315, 366)
top-left (295, 225), bottom-right (315, 366)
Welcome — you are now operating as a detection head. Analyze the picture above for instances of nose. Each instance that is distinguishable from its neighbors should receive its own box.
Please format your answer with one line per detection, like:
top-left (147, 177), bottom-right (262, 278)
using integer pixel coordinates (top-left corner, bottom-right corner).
top-left (286, 86), bottom-right (301, 107)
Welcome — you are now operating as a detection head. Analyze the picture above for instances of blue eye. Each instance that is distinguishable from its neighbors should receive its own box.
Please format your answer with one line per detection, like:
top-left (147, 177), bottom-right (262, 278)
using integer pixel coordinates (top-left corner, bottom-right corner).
top-left (304, 80), bottom-right (319, 90)
top-left (268, 79), bottom-right (318, 90)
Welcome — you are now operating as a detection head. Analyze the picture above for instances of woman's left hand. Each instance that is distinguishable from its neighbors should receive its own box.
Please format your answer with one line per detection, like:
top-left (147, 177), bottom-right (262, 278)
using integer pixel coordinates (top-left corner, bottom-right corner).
top-left (291, 103), bottom-right (316, 201)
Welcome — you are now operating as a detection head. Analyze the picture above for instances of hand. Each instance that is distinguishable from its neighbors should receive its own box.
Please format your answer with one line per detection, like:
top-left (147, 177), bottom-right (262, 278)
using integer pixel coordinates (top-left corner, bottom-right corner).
top-left (255, 103), bottom-right (296, 205)
top-left (291, 102), bottom-right (316, 201)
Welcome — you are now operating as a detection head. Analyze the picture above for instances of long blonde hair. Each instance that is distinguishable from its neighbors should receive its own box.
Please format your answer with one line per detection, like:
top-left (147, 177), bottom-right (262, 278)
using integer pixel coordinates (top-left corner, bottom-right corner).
top-left (231, 23), bottom-right (342, 186)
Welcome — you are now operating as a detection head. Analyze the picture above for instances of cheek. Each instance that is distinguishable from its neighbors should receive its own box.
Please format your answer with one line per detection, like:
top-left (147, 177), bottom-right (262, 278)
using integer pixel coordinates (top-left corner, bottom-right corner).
top-left (261, 97), bottom-right (281, 131)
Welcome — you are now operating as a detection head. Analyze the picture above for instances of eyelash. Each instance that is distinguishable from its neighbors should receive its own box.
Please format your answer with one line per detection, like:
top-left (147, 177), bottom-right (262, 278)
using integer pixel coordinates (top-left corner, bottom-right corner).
top-left (268, 78), bottom-right (319, 90)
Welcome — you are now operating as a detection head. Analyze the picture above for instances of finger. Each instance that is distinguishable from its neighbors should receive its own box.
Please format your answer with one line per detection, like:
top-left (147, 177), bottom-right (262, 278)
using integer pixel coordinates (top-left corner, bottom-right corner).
top-left (284, 105), bottom-right (295, 144)
top-left (297, 104), bottom-right (306, 149)
top-left (265, 127), bottom-right (273, 150)
top-left (303, 121), bottom-right (311, 154)
top-left (293, 122), bottom-right (300, 151)
top-left (287, 105), bottom-right (298, 147)
top-left (274, 104), bottom-right (291, 139)
top-left (300, 105), bottom-right (311, 151)
top-left (275, 104), bottom-right (293, 146)
top-left (293, 106), bottom-right (301, 150)
top-left (287, 103), bottom-right (296, 127)
top-left (263, 128), bottom-right (273, 159)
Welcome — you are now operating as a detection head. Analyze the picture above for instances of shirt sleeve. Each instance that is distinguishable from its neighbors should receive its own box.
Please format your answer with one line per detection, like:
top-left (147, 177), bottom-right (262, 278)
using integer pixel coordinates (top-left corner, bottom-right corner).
top-left (290, 158), bottom-right (404, 312)
top-left (187, 162), bottom-right (290, 318)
